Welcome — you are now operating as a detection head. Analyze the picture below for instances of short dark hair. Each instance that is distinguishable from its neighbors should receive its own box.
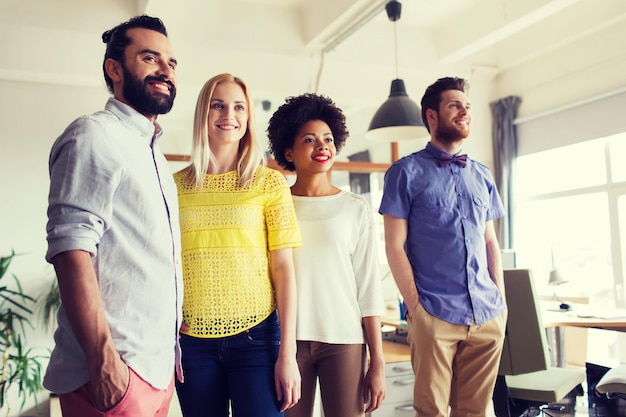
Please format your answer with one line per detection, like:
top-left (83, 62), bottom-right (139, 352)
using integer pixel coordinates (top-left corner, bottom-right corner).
top-left (101, 15), bottom-right (168, 93)
top-left (267, 93), bottom-right (348, 172)
top-left (421, 77), bottom-right (468, 133)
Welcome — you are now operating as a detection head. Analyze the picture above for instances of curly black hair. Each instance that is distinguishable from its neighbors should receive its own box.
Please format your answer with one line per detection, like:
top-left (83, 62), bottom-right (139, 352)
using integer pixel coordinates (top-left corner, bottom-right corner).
top-left (266, 93), bottom-right (349, 172)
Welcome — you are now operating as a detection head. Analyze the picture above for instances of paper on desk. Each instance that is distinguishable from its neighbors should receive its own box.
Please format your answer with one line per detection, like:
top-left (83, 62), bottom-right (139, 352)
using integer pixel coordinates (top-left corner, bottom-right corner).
top-left (575, 306), bottom-right (626, 320)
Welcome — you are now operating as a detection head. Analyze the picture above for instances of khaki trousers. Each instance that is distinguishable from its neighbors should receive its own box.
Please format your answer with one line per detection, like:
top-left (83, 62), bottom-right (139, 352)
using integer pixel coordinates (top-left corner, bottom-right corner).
top-left (407, 304), bottom-right (507, 417)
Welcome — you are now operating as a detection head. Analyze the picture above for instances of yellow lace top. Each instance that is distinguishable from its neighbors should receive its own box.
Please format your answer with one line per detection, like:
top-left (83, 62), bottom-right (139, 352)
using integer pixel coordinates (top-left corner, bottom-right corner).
top-left (174, 166), bottom-right (301, 337)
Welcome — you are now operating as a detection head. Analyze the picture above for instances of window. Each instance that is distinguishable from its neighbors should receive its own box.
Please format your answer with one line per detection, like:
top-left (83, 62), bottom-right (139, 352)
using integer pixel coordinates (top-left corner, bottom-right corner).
top-left (516, 139), bottom-right (606, 196)
top-left (514, 134), bottom-right (626, 308)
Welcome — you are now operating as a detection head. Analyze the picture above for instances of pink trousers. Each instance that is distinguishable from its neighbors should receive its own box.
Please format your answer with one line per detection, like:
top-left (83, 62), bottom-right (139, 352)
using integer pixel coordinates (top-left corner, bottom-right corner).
top-left (59, 368), bottom-right (175, 417)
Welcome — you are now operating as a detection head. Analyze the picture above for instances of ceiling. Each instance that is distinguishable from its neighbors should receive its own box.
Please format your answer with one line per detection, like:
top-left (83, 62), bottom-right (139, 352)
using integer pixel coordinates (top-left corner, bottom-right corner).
top-left (2, 0), bottom-right (626, 159)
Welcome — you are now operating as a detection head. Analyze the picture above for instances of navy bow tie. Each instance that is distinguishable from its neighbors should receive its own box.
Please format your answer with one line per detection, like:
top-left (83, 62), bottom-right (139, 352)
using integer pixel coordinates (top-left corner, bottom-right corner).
top-left (439, 153), bottom-right (467, 167)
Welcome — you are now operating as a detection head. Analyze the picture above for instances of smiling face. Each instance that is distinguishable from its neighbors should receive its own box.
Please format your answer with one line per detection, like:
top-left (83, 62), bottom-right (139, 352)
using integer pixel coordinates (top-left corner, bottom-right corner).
top-left (113, 28), bottom-right (177, 119)
top-left (285, 119), bottom-right (336, 174)
top-left (430, 89), bottom-right (471, 144)
top-left (207, 81), bottom-right (249, 150)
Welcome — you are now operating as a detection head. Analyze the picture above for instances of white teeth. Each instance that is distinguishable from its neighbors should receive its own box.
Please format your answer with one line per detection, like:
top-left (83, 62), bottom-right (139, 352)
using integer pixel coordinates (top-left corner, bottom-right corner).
top-left (152, 82), bottom-right (169, 92)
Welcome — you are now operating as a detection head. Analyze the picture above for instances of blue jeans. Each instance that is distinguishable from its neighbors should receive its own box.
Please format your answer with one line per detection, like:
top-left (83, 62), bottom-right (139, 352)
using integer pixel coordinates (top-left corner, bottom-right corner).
top-left (175, 311), bottom-right (283, 417)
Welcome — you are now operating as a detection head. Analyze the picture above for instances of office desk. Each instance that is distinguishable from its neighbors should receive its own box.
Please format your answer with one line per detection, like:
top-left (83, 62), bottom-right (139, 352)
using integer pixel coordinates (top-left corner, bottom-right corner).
top-left (381, 339), bottom-right (411, 362)
top-left (542, 306), bottom-right (626, 332)
top-left (381, 317), bottom-right (406, 329)
top-left (541, 303), bottom-right (626, 367)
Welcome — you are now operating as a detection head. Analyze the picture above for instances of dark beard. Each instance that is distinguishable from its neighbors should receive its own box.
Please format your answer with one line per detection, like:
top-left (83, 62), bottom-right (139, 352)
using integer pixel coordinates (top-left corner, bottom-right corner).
top-left (121, 64), bottom-right (176, 116)
top-left (435, 118), bottom-right (469, 145)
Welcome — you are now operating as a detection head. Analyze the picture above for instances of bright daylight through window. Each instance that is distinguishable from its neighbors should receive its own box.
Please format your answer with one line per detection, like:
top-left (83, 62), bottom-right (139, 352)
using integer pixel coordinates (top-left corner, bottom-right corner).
top-left (514, 133), bottom-right (626, 309)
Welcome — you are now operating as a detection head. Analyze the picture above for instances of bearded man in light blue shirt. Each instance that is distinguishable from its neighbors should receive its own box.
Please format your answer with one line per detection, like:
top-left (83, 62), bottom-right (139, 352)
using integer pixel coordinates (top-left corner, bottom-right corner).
top-left (44, 15), bottom-right (183, 417)
top-left (380, 77), bottom-right (507, 417)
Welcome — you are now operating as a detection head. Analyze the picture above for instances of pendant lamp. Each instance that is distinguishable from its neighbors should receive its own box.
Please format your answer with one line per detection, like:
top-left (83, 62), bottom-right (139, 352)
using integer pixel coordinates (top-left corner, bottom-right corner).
top-left (366, 0), bottom-right (428, 141)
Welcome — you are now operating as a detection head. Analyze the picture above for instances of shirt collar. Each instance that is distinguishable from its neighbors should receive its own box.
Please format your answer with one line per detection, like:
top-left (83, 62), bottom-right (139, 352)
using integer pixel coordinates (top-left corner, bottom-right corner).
top-left (105, 97), bottom-right (164, 145)
top-left (425, 141), bottom-right (465, 159)
top-left (426, 142), bottom-right (444, 160)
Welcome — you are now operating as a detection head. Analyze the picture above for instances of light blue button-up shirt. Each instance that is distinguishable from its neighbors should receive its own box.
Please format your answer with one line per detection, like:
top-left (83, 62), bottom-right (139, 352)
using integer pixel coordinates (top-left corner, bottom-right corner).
top-left (44, 98), bottom-right (183, 393)
top-left (380, 142), bottom-right (506, 325)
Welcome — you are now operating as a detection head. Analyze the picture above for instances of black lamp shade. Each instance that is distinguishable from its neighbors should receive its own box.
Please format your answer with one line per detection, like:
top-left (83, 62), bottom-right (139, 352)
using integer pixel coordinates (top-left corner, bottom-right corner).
top-left (366, 79), bottom-right (429, 141)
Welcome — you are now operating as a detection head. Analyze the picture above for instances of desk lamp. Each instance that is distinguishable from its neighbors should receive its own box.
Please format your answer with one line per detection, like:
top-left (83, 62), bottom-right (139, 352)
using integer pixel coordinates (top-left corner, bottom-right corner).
top-left (548, 246), bottom-right (569, 310)
top-left (548, 269), bottom-right (568, 301)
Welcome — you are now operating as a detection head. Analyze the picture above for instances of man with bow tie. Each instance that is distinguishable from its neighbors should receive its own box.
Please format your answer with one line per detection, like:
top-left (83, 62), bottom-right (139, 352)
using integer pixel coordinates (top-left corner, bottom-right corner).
top-left (379, 77), bottom-right (507, 417)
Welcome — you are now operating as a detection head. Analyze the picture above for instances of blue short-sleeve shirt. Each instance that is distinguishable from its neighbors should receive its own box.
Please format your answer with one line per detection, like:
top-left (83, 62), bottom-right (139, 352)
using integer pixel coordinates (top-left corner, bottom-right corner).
top-left (379, 142), bottom-right (506, 325)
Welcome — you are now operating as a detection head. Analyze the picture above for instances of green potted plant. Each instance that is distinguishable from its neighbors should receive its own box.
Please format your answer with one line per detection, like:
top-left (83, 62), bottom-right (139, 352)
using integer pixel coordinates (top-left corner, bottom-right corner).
top-left (38, 278), bottom-right (60, 333)
top-left (0, 250), bottom-right (46, 416)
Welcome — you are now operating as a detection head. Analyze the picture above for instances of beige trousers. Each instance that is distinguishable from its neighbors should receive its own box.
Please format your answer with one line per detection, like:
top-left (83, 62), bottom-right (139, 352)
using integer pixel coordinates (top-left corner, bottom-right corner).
top-left (407, 303), bottom-right (507, 417)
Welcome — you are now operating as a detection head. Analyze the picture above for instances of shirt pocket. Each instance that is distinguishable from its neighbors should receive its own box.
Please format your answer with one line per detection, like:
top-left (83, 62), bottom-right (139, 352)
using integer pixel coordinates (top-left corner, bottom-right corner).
top-left (471, 193), bottom-right (490, 223)
top-left (414, 193), bottom-right (455, 224)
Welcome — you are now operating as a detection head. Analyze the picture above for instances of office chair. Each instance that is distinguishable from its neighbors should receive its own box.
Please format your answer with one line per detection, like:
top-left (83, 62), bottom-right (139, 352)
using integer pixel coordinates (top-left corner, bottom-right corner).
top-left (596, 364), bottom-right (626, 399)
top-left (493, 268), bottom-right (586, 417)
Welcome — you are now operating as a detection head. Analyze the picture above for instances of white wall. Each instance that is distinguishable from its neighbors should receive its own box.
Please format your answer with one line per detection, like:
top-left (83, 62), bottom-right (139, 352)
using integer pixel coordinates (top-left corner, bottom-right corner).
top-left (496, 23), bottom-right (626, 122)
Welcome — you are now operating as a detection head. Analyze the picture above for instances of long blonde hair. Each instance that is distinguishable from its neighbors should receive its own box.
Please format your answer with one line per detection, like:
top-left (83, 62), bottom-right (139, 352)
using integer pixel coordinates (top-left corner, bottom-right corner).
top-left (186, 73), bottom-right (265, 188)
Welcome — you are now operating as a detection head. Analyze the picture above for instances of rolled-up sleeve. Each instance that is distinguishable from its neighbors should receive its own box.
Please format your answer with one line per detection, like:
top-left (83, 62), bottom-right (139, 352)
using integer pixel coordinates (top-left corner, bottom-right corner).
top-left (46, 118), bottom-right (121, 262)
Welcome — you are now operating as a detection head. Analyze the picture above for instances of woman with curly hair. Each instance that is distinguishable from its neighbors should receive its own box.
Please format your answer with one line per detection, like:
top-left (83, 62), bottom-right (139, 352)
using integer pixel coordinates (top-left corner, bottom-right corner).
top-left (267, 93), bottom-right (386, 417)
top-left (173, 73), bottom-right (302, 417)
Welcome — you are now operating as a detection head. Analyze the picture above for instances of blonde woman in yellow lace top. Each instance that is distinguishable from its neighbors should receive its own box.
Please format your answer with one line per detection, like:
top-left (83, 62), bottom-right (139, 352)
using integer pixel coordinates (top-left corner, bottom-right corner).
top-left (173, 73), bottom-right (302, 417)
